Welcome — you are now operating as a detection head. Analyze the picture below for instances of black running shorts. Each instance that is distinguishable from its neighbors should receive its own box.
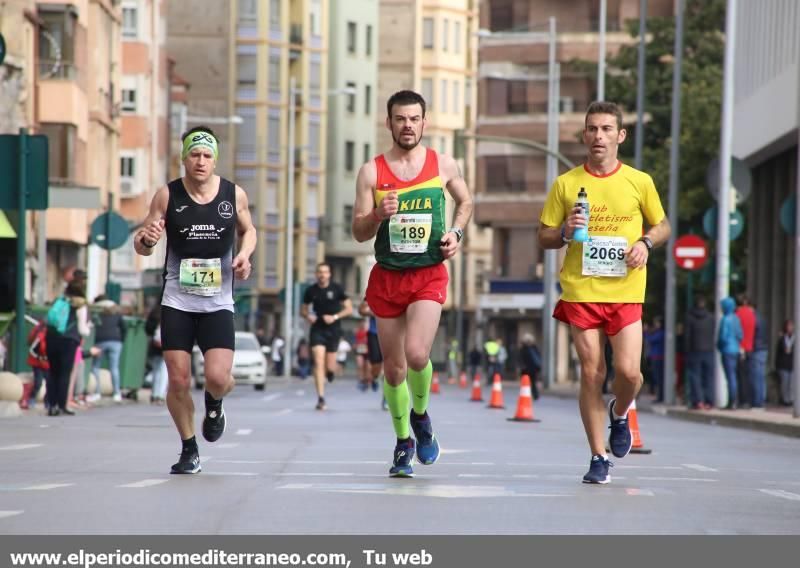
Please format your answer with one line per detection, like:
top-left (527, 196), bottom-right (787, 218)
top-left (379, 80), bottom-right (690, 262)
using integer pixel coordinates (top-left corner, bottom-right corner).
top-left (309, 325), bottom-right (341, 353)
top-left (161, 306), bottom-right (235, 353)
top-left (367, 332), bottom-right (383, 364)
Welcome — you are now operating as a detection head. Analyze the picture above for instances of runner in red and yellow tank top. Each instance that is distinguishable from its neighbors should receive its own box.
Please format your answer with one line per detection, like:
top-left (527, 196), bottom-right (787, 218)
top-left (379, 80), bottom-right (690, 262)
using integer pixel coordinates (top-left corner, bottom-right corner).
top-left (351, 90), bottom-right (473, 478)
top-left (538, 102), bottom-right (671, 484)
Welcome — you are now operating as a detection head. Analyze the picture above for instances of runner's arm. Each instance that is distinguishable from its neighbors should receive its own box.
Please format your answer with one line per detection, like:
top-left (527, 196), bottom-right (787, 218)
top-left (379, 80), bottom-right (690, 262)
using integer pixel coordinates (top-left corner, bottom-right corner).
top-left (538, 223), bottom-right (565, 249)
top-left (352, 161), bottom-right (381, 242)
top-left (336, 298), bottom-right (354, 320)
top-left (234, 186), bottom-right (257, 260)
top-left (358, 299), bottom-right (373, 317)
top-left (134, 187), bottom-right (169, 256)
top-left (441, 154), bottom-right (473, 231)
top-left (641, 217), bottom-right (671, 249)
top-left (625, 216), bottom-right (672, 269)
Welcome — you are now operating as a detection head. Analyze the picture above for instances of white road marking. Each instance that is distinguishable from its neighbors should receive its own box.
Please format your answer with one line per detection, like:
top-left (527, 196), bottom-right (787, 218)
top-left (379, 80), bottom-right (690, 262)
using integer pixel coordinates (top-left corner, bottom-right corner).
top-left (201, 472), bottom-right (258, 477)
top-left (119, 479), bottom-right (169, 488)
top-left (0, 444), bottom-right (42, 451)
top-left (278, 483), bottom-right (571, 499)
top-left (683, 464), bottom-right (718, 472)
top-left (21, 484), bottom-right (74, 491)
top-left (199, 456), bottom-right (213, 463)
top-left (625, 488), bottom-right (655, 496)
top-left (215, 443), bottom-right (240, 449)
top-left (759, 489), bottom-right (800, 501)
top-left (273, 409), bottom-right (293, 416)
top-left (439, 449), bottom-right (472, 455)
top-left (636, 477), bottom-right (718, 482)
top-left (215, 460), bottom-right (266, 464)
top-left (236, 429), bottom-right (253, 436)
top-left (260, 460), bottom-right (386, 465)
top-left (262, 394), bottom-right (282, 402)
top-left (508, 462), bottom-right (683, 470)
top-left (0, 511), bottom-right (24, 519)
top-left (295, 390), bottom-right (306, 396)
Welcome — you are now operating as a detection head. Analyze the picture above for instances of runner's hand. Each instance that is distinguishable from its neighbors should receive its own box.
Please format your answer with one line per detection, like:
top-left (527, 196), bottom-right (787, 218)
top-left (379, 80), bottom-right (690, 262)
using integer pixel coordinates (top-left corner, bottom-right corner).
top-left (141, 219), bottom-right (165, 247)
top-left (624, 241), bottom-right (648, 269)
top-left (307, 314), bottom-right (318, 325)
top-left (376, 191), bottom-right (399, 220)
top-left (232, 252), bottom-right (252, 279)
top-left (565, 206), bottom-right (586, 239)
top-left (322, 314), bottom-right (337, 325)
top-left (439, 231), bottom-right (459, 259)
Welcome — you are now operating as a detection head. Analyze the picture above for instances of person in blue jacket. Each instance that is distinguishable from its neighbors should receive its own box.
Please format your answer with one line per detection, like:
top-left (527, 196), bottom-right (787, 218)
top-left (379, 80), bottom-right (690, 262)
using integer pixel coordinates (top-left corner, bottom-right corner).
top-left (718, 297), bottom-right (743, 409)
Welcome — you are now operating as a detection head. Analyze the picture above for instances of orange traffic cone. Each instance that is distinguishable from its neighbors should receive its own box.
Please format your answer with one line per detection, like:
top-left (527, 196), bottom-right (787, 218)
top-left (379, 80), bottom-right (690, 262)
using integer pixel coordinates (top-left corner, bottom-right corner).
top-left (431, 372), bottom-right (441, 394)
top-left (469, 374), bottom-right (483, 402)
top-left (459, 372), bottom-right (469, 389)
top-left (487, 373), bottom-right (505, 409)
top-left (507, 374), bottom-right (540, 422)
top-left (628, 399), bottom-right (652, 454)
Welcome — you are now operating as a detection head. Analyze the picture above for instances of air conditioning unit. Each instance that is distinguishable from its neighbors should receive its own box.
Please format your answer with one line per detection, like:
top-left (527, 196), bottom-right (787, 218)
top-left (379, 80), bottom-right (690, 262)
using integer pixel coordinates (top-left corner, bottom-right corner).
top-left (120, 178), bottom-right (137, 196)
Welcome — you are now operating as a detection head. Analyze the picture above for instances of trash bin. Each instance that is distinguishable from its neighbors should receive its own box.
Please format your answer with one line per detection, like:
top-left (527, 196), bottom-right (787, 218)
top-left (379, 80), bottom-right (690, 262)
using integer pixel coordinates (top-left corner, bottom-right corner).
top-left (119, 317), bottom-right (147, 392)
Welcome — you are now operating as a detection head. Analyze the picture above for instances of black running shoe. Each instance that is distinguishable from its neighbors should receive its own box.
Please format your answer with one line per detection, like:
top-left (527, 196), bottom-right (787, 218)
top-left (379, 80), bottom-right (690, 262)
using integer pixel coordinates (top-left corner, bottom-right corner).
top-left (607, 399), bottom-right (632, 458)
top-left (409, 410), bottom-right (440, 465)
top-left (202, 403), bottom-right (226, 443)
top-left (582, 454), bottom-right (612, 484)
top-left (389, 439), bottom-right (415, 478)
top-left (170, 448), bottom-right (201, 474)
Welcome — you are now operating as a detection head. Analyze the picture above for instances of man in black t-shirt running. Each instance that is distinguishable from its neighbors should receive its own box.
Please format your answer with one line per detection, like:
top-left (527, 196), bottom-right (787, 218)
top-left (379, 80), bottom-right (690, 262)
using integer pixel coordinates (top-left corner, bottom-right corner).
top-left (301, 263), bottom-right (353, 410)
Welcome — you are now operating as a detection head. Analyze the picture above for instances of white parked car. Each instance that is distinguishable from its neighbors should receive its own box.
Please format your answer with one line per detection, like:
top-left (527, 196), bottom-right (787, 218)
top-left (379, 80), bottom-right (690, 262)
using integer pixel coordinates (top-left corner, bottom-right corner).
top-left (193, 331), bottom-right (268, 391)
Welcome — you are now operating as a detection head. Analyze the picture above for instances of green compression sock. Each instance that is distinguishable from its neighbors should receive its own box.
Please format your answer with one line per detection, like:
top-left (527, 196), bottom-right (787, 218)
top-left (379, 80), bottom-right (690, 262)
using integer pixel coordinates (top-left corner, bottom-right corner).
top-left (383, 378), bottom-right (410, 439)
top-left (408, 360), bottom-right (433, 415)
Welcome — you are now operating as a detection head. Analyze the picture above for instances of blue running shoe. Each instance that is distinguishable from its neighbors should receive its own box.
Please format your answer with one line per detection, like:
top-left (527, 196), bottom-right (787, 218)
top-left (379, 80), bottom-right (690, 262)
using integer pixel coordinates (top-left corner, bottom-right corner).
top-left (409, 410), bottom-right (440, 465)
top-left (607, 398), bottom-right (632, 458)
top-left (389, 439), bottom-right (415, 477)
top-left (582, 454), bottom-right (612, 484)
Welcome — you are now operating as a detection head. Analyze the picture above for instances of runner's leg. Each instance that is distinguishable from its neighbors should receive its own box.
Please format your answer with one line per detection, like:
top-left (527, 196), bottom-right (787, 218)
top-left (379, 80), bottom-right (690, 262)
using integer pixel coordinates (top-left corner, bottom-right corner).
top-left (377, 314), bottom-right (409, 438)
top-left (607, 320), bottom-right (644, 416)
top-left (164, 350), bottom-right (195, 440)
top-left (571, 326), bottom-right (608, 456)
top-left (311, 344), bottom-right (326, 401)
top-left (404, 300), bottom-right (442, 415)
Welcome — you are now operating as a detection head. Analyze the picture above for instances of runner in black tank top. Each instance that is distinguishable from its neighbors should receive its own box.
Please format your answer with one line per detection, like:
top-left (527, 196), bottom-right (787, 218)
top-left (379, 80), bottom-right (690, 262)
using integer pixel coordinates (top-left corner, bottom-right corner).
top-left (133, 126), bottom-right (257, 475)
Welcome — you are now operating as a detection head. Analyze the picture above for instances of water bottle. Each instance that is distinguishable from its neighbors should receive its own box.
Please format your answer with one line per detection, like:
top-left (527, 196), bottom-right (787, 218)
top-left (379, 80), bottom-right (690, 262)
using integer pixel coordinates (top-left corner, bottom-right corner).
top-left (572, 187), bottom-right (589, 243)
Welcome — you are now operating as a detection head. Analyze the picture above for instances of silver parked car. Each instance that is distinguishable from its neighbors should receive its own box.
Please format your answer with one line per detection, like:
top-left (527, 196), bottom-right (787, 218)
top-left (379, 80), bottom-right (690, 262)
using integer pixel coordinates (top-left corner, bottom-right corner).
top-left (193, 332), bottom-right (269, 391)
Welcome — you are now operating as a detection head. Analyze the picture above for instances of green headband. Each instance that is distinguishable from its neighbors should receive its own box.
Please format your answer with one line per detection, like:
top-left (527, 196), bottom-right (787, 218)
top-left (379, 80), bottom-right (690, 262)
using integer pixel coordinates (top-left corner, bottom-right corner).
top-left (181, 131), bottom-right (219, 161)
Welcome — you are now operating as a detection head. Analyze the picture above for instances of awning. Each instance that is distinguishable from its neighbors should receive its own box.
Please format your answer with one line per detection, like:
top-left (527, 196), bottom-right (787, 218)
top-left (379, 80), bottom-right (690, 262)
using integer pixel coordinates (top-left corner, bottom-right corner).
top-left (0, 210), bottom-right (17, 238)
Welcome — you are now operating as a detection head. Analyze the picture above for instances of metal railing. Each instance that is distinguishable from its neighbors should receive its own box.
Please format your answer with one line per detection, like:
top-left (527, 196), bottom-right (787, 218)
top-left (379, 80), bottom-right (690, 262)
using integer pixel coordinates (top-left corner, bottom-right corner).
top-left (37, 59), bottom-right (79, 81)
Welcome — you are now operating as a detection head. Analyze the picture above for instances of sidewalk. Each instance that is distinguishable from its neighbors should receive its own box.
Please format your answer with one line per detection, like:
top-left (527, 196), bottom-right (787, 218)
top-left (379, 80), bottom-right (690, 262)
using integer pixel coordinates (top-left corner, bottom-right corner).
top-left (545, 381), bottom-right (800, 439)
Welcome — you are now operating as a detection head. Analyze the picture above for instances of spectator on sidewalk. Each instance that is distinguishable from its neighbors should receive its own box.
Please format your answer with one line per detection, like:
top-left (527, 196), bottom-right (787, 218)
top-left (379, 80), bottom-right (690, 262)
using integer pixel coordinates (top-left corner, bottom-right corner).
top-left (775, 319), bottom-right (795, 406)
top-left (296, 339), bottom-right (311, 380)
top-left (735, 294), bottom-right (757, 408)
top-left (750, 307), bottom-right (769, 409)
top-left (270, 333), bottom-right (285, 376)
top-left (90, 295), bottom-right (126, 403)
top-left (145, 304), bottom-right (167, 404)
top-left (468, 345), bottom-right (482, 381)
top-left (26, 318), bottom-right (50, 409)
top-left (645, 317), bottom-right (665, 402)
top-left (718, 297), bottom-right (743, 409)
top-left (518, 333), bottom-right (541, 400)
top-left (685, 296), bottom-right (716, 409)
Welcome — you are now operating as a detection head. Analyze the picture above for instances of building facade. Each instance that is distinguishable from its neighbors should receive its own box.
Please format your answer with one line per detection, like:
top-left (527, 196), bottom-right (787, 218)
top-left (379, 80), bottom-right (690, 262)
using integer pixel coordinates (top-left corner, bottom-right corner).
top-left (324, 0), bottom-right (378, 299)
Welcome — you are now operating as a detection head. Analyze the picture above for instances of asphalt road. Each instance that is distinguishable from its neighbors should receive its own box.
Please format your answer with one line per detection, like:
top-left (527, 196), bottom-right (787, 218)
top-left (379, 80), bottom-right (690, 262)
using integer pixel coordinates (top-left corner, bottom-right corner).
top-left (1, 377), bottom-right (799, 534)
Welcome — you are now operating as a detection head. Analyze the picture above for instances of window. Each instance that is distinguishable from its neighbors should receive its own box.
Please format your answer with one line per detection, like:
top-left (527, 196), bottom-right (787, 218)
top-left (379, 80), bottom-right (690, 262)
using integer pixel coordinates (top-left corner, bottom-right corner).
top-left (421, 78), bottom-right (433, 109)
top-left (237, 46), bottom-right (257, 81)
top-left (120, 156), bottom-right (135, 178)
top-left (345, 141), bottom-right (355, 172)
top-left (40, 123), bottom-right (77, 181)
top-left (268, 49), bottom-right (281, 96)
top-left (121, 89), bottom-right (136, 113)
top-left (454, 21), bottom-right (462, 53)
top-left (269, 0), bottom-right (280, 31)
top-left (422, 18), bottom-right (434, 49)
top-left (453, 80), bottom-right (460, 113)
top-left (508, 80), bottom-right (528, 113)
top-left (238, 0), bottom-right (257, 21)
top-left (363, 143), bottom-right (371, 164)
top-left (366, 25), bottom-right (373, 56)
top-left (440, 79), bottom-right (448, 113)
top-left (309, 0), bottom-right (321, 36)
top-left (343, 205), bottom-right (353, 238)
top-left (443, 19), bottom-right (449, 51)
top-left (309, 57), bottom-right (321, 90)
top-left (485, 156), bottom-right (527, 192)
top-left (267, 110), bottom-right (280, 163)
top-left (38, 7), bottom-right (77, 79)
top-left (440, 136), bottom-right (447, 154)
top-left (347, 22), bottom-right (357, 53)
top-left (364, 84), bottom-right (372, 115)
top-left (122, 6), bottom-right (138, 38)
top-left (308, 114), bottom-right (321, 167)
top-left (346, 81), bottom-right (356, 112)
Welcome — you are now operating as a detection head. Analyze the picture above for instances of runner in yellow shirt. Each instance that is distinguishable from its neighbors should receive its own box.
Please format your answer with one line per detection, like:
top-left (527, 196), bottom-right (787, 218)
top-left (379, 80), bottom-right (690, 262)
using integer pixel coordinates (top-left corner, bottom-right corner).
top-left (538, 102), bottom-right (671, 484)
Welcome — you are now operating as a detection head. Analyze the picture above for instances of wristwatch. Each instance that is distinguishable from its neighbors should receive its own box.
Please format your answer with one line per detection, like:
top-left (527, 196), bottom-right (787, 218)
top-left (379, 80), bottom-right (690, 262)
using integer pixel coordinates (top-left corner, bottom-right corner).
top-left (447, 227), bottom-right (464, 243)
top-left (638, 236), bottom-right (653, 251)
top-left (561, 226), bottom-right (571, 245)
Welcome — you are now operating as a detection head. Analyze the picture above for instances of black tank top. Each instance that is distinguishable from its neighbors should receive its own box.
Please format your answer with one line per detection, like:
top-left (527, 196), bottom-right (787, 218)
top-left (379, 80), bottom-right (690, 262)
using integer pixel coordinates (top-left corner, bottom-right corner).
top-left (161, 177), bottom-right (237, 313)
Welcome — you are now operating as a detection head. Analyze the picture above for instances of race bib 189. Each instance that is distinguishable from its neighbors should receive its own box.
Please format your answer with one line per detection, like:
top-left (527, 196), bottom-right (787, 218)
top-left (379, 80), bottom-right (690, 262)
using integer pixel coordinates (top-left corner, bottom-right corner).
top-left (389, 213), bottom-right (432, 254)
top-left (581, 236), bottom-right (628, 277)
top-left (179, 258), bottom-right (222, 296)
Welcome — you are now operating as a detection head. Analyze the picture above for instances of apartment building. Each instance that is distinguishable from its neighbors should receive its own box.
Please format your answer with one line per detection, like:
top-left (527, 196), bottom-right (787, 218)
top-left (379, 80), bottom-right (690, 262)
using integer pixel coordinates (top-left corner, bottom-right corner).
top-left (115, 0), bottom-right (172, 306)
top-left (324, 0), bottom-right (378, 297)
top-left (377, 0), bottom-right (489, 359)
top-left (475, 0), bottom-right (672, 357)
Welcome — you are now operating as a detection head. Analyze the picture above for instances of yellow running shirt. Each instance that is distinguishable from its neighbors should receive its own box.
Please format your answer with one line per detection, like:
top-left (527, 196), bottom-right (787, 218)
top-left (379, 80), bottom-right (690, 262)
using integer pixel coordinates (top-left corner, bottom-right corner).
top-left (540, 162), bottom-right (666, 303)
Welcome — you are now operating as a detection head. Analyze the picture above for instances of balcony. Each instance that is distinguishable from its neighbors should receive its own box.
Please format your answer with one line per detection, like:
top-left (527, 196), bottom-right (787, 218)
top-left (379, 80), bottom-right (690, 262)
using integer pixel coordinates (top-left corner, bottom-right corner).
top-left (37, 59), bottom-right (79, 81)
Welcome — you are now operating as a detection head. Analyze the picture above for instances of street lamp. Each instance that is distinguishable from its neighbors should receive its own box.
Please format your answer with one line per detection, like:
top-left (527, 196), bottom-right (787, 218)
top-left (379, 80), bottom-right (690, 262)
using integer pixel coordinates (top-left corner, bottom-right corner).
top-left (282, 78), bottom-right (357, 379)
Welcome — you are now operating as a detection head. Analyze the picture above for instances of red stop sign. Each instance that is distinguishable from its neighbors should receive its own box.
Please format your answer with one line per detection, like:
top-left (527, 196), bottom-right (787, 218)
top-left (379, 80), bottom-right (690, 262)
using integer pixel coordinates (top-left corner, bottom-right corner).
top-left (673, 234), bottom-right (709, 271)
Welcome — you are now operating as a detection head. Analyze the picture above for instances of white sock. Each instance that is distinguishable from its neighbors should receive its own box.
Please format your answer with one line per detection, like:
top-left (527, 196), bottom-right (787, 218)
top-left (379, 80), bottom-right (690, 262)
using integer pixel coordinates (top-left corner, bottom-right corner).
top-left (612, 401), bottom-right (629, 420)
